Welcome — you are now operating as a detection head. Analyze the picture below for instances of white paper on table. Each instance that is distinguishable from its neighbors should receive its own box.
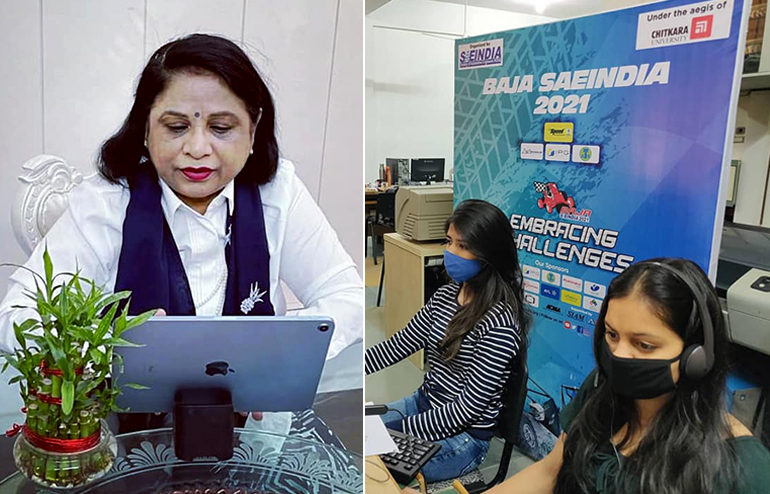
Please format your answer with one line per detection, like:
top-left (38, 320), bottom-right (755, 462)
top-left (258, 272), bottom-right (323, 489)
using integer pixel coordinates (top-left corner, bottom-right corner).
top-left (364, 404), bottom-right (398, 456)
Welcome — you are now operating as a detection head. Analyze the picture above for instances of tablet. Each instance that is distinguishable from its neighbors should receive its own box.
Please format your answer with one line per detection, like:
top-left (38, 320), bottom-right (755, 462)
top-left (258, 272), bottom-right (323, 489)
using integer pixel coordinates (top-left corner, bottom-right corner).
top-left (114, 316), bottom-right (335, 413)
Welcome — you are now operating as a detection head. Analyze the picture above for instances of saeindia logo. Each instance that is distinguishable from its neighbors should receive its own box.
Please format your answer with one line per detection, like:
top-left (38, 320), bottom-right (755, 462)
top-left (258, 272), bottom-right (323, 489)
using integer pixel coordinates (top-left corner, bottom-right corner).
top-left (458, 38), bottom-right (504, 70)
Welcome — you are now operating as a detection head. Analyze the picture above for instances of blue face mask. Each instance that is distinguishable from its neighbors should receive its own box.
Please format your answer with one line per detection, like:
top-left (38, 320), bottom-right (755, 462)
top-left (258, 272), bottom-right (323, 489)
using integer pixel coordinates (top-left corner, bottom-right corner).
top-left (444, 250), bottom-right (483, 283)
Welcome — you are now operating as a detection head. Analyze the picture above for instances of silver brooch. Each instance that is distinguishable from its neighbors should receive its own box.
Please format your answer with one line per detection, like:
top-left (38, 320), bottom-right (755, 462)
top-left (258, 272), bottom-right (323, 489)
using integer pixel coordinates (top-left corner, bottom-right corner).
top-left (240, 281), bottom-right (267, 314)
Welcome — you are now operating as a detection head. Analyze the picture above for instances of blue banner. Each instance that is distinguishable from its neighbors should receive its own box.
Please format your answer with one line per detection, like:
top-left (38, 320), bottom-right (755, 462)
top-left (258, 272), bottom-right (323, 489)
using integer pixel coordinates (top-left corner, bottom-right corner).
top-left (454, 0), bottom-right (749, 454)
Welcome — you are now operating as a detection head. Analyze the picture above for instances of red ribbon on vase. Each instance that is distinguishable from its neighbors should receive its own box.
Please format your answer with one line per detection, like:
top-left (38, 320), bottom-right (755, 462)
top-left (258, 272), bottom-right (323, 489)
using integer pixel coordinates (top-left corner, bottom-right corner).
top-left (5, 423), bottom-right (22, 437)
top-left (40, 360), bottom-right (84, 377)
top-left (29, 388), bottom-right (62, 406)
top-left (5, 407), bottom-right (29, 437)
top-left (7, 424), bottom-right (102, 453)
top-left (5, 406), bottom-right (101, 454)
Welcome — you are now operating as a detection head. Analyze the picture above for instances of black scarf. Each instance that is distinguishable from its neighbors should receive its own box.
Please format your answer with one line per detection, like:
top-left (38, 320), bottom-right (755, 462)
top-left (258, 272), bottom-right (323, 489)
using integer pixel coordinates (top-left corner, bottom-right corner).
top-left (114, 167), bottom-right (275, 316)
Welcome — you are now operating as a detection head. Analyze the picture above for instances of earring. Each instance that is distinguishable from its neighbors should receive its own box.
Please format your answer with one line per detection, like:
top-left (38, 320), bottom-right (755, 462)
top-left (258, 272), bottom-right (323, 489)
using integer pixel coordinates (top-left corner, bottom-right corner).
top-left (144, 139), bottom-right (148, 148)
top-left (249, 149), bottom-right (254, 155)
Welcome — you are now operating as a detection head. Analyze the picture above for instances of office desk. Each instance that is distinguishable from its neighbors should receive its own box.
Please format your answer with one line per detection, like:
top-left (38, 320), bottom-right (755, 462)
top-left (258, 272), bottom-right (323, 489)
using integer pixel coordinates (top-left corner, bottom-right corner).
top-left (366, 188), bottom-right (380, 201)
top-left (365, 455), bottom-right (402, 494)
top-left (384, 233), bottom-right (445, 369)
top-left (0, 389), bottom-right (362, 492)
top-left (0, 426), bottom-right (362, 493)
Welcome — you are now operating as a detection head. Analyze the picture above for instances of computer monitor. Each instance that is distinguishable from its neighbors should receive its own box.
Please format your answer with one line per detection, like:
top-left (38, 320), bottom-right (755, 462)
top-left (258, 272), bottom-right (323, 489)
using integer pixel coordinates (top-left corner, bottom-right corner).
top-left (410, 158), bottom-right (445, 183)
top-left (386, 158), bottom-right (410, 185)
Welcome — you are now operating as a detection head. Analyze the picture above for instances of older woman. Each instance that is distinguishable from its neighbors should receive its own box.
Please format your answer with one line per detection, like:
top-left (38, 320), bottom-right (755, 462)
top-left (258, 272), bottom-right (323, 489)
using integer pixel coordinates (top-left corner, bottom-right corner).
top-left (0, 34), bottom-right (362, 438)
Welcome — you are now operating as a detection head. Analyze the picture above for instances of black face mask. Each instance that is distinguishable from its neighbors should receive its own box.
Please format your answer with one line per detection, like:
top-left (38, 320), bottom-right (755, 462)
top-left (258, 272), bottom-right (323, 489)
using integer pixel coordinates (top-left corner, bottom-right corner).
top-left (599, 340), bottom-right (681, 399)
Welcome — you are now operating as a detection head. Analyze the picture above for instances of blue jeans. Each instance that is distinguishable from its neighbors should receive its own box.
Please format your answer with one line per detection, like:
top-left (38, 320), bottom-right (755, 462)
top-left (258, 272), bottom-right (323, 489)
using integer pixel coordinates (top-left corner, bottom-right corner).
top-left (381, 388), bottom-right (490, 483)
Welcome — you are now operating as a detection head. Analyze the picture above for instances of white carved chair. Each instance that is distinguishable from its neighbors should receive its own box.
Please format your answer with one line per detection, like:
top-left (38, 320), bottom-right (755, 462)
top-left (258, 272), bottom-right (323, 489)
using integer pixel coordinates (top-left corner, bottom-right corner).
top-left (12, 155), bottom-right (85, 256)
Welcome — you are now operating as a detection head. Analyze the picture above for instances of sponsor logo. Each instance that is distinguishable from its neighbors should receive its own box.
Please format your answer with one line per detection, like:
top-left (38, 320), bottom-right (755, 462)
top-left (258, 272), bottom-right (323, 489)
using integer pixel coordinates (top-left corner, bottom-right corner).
top-left (691, 15), bottom-right (713, 39)
top-left (544, 122), bottom-right (574, 143)
top-left (564, 321), bottom-right (573, 330)
top-left (523, 279), bottom-right (541, 294)
top-left (534, 181), bottom-right (593, 223)
top-left (458, 38), bottom-right (504, 70)
top-left (561, 290), bottom-right (582, 307)
top-left (568, 310), bottom-right (586, 322)
top-left (584, 281), bottom-right (607, 299)
top-left (522, 264), bottom-right (541, 280)
top-left (636, 1), bottom-right (732, 50)
top-left (545, 304), bottom-right (562, 314)
top-left (541, 284), bottom-right (561, 300)
top-left (562, 275), bottom-right (582, 292)
top-left (542, 270), bottom-right (561, 286)
top-left (524, 293), bottom-right (540, 308)
top-left (575, 324), bottom-right (591, 337)
top-left (545, 144), bottom-right (571, 162)
top-left (521, 143), bottom-right (544, 161)
top-left (571, 145), bottom-right (601, 164)
top-left (583, 295), bottom-right (603, 313)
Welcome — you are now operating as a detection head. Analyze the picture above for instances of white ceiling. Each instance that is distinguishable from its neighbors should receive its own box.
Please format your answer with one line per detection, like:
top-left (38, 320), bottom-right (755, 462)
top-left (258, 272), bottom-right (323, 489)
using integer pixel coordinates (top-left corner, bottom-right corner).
top-left (367, 0), bottom-right (661, 19)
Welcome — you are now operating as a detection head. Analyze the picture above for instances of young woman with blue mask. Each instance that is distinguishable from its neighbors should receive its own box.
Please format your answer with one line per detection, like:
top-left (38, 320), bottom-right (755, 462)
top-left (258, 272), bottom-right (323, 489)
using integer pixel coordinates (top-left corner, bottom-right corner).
top-left (366, 199), bottom-right (529, 483)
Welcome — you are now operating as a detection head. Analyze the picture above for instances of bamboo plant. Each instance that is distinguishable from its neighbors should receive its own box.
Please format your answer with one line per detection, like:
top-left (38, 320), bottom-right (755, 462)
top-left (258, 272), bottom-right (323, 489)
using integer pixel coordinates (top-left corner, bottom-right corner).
top-left (1, 247), bottom-right (155, 487)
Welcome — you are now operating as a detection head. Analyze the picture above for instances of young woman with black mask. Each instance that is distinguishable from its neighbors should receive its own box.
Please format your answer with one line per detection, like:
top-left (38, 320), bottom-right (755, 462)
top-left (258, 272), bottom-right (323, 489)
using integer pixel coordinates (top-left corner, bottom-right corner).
top-left (366, 199), bottom-right (529, 483)
top-left (483, 258), bottom-right (770, 494)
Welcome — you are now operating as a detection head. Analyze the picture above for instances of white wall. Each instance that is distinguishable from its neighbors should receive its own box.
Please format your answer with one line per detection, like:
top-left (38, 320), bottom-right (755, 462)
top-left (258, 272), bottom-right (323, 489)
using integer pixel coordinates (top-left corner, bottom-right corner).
top-left (0, 0), bottom-right (362, 426)
top-left (365, 0), bottom-right (552, 182)
top-left (732, 92), bottom-right (770, 227)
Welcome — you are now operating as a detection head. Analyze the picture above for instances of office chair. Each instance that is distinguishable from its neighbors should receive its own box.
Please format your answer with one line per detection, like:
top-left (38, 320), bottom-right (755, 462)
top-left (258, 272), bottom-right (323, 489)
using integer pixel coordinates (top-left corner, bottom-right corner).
top-left (451, 347), bottom-right (529, 494)
top-left (367, 191), bottom-right (396, 265)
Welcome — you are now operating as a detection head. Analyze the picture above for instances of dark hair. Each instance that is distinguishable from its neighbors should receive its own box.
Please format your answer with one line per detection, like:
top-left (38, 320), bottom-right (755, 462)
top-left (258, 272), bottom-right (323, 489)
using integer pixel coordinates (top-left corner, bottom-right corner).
top-left (98, 33), bottom-right (278, 185)
top-left (438, 199), bottom-right (530, 360)
top-left (555, 258), bottom-right (741, 494)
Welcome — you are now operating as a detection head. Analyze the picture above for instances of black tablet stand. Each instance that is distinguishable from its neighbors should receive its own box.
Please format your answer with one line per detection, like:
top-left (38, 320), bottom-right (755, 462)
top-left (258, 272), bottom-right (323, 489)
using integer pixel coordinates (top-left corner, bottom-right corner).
top-left (173, 388), bottom-right (234, 461)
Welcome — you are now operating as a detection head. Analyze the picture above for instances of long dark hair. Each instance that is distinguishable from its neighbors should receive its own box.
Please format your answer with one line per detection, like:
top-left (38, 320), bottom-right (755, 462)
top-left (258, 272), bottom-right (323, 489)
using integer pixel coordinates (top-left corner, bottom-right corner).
top-left (438, 199), bottom-right (529, 360)
top-left (555, 258), bottom-right (741, 494)
top-left (98, 33), bottom-right (279, 185)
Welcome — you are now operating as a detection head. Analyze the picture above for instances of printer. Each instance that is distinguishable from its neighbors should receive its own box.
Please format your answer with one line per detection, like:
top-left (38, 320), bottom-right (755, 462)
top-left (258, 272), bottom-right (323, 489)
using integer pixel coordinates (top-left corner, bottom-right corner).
top-left (718, 223), bottom-right (770, 437)
top-left (728, 269), bottom-right (770, 355)
top-left (395, 185), bottom-right (453, 241)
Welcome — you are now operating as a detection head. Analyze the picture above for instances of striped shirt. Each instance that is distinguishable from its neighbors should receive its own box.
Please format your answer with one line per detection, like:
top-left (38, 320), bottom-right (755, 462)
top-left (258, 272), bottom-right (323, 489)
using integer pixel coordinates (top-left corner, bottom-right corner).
top-left (366, 282), bottom-right (522, 442)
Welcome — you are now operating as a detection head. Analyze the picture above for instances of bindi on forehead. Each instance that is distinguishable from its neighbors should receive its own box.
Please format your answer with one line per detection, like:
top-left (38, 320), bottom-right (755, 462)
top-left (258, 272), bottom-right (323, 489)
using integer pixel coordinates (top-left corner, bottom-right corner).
top-left (194, 111), bottom-right (201, 118)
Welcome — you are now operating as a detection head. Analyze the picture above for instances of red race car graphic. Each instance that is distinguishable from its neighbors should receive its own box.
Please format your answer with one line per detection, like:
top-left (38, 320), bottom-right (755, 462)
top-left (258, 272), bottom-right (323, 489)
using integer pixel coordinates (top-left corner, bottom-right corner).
top-left (534, 181), bottom-right (575, 214)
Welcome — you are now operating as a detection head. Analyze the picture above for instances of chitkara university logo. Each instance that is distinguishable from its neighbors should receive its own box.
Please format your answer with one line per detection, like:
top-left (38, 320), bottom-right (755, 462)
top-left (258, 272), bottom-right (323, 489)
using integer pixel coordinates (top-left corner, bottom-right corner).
top-left (691, 15), bottom-right (713, 40)
top-left (533, 181), bottom-right (592, 223)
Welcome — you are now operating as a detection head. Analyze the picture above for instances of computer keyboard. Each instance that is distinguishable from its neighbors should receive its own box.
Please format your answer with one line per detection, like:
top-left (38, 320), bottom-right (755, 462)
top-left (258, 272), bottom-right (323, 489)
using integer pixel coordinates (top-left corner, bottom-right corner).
top-left (381, 429), bottom-right (441, 485)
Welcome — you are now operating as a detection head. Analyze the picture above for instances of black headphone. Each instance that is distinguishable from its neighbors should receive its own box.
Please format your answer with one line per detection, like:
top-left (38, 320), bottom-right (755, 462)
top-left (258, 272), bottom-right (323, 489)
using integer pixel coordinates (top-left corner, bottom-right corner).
top-left (637, 261), bottom-right (715, 380)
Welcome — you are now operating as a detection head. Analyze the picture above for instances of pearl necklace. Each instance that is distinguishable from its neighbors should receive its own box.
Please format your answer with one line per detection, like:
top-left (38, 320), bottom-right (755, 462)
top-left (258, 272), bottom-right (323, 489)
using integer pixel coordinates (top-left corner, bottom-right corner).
top-left (194, 262), bottom-right (228, 312)
top-left (214, 271), bottom-right (228, 315)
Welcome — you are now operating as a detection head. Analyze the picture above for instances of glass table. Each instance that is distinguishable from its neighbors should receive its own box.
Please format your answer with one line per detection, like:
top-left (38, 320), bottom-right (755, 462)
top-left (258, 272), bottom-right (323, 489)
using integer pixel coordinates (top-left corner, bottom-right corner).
top-left (0, 428), bottom-right (362, 494)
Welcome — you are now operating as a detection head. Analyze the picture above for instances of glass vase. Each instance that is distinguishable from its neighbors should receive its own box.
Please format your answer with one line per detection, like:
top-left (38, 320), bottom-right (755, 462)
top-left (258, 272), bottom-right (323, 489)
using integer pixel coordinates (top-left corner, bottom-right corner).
top-left (12, 419), bottom-right (117, 489)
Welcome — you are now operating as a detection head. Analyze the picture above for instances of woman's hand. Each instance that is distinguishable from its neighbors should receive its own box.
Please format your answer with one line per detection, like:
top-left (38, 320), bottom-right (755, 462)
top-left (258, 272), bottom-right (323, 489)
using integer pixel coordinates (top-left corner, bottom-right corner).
top-left (238, 412), bottom-right (264, 421)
